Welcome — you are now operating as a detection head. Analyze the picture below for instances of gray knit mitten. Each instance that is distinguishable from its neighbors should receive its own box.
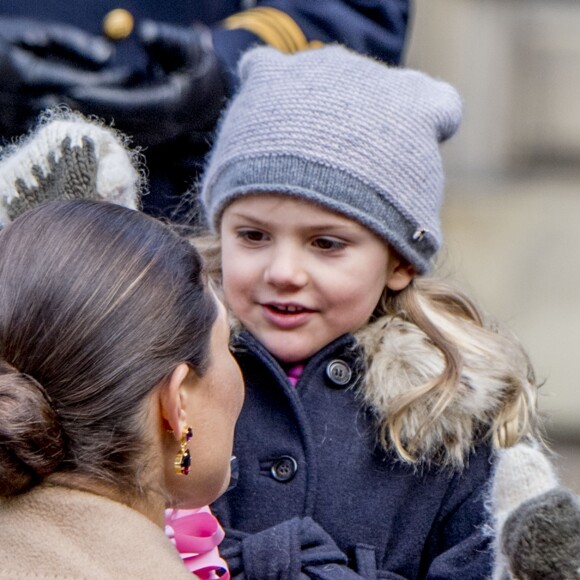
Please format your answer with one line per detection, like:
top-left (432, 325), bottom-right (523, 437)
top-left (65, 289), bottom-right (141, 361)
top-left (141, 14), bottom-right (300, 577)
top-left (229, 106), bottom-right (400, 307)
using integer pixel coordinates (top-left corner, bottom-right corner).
top-left (0, 108), bottom-right (143, 226)
top-left (491, 442), bottom-right (580, 580)
top-left (502, 488), bottom-right (580, 580)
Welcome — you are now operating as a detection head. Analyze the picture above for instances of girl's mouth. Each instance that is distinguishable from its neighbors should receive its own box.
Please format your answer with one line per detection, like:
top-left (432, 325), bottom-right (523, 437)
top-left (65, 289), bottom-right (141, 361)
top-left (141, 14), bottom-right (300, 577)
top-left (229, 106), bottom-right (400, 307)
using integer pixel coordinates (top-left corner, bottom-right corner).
top-left (261, 303), bottom-right (315, 329)
top-left (266, 303), bottom-right (311, 314)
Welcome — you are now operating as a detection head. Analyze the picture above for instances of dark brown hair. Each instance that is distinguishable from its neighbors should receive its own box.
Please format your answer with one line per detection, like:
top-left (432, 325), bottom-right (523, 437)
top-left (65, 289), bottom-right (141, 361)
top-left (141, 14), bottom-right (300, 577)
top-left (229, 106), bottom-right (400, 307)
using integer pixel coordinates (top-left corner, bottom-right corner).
top-left (0, 200), bottom-right (216, 496)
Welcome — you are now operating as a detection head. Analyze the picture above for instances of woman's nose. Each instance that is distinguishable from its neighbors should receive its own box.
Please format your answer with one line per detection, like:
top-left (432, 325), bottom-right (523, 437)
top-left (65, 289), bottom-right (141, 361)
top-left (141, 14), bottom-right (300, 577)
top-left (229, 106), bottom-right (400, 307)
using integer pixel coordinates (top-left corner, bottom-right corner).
top-left (264, 245), bottom-right (308, 289)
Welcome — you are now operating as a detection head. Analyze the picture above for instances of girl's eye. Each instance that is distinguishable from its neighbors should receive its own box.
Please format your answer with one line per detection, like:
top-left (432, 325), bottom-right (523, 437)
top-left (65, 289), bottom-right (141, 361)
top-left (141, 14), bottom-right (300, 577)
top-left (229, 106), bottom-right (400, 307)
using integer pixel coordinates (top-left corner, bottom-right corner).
top-left (237, 229), bottom-right (267, 243)
top-left (312, 237), bottom-right (346, 251)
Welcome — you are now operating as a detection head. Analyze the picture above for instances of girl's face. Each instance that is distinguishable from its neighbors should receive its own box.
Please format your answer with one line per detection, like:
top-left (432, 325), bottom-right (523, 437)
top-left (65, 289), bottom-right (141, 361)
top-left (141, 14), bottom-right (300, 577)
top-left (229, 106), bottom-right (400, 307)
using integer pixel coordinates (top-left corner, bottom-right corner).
top-left (220, 195), bottom-right (413, 364)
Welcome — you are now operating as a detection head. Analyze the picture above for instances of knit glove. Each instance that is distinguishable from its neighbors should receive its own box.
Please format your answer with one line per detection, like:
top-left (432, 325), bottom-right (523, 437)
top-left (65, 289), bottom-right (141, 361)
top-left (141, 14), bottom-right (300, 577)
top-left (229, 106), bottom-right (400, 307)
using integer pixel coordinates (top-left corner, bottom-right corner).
top-left (491, 442), bottom-right (580, 580)
top-left (502, 488), bottom-right (580, 580)
top-left (0, 109), bottom-right (142, 226)
top-left (220, 516), bottom-right (366, 579)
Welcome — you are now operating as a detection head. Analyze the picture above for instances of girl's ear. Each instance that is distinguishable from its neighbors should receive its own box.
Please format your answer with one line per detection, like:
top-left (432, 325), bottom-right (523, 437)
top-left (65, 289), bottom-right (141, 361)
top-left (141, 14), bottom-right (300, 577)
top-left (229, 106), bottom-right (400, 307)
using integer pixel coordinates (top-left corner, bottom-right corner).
top-left (386, 257), bottom-right (415, 292)
top-left (158, 363), bottom-right (192, 442)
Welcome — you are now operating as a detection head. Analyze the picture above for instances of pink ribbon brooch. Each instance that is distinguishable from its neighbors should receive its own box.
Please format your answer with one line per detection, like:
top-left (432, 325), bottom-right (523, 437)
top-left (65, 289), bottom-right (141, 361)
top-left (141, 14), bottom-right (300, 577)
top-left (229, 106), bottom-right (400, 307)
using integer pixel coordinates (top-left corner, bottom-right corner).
top-left (165, 507), bottom-right (230, 579)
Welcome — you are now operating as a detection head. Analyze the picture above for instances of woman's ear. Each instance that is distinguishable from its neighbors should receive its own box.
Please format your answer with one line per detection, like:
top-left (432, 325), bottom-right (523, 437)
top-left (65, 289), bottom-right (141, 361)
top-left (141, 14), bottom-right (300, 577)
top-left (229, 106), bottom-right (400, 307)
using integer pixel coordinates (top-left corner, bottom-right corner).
top-left (386, 256), bottom-right (415, 292)
top-left (158, 363), bottom-right (192, 442)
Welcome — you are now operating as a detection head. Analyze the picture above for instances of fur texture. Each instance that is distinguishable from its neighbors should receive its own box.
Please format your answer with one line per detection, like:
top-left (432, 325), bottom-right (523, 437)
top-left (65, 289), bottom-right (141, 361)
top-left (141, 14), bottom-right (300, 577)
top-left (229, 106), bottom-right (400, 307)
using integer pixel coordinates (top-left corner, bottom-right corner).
top-left (355, 311), bottom-right (536, 467)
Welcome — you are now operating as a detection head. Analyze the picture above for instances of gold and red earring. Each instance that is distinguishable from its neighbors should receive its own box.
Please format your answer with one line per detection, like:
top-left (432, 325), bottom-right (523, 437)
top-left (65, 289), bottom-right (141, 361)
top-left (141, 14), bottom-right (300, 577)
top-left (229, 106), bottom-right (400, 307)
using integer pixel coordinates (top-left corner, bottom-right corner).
top-left (174, 426), bottom-right (193, 476)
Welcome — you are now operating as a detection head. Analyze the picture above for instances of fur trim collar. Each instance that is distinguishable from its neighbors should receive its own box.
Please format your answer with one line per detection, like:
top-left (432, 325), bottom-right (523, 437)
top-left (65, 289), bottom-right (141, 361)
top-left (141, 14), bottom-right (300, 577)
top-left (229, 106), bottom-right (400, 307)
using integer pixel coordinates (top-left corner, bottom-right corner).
top-left (354, 314), bottom-right (533, 468)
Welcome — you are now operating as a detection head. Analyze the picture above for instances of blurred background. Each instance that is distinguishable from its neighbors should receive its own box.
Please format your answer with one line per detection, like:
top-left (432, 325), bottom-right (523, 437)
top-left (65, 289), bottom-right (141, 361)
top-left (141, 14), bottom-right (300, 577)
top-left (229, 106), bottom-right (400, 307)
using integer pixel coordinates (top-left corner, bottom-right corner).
top-left (405, 0), bottom-right (580, 492)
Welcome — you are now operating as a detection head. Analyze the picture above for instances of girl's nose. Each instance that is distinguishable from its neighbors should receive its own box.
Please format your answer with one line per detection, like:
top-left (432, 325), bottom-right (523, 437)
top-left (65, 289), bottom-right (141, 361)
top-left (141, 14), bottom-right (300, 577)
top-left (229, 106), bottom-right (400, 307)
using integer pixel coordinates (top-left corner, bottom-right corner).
top-left (264, 245), bottom-right (308, 289)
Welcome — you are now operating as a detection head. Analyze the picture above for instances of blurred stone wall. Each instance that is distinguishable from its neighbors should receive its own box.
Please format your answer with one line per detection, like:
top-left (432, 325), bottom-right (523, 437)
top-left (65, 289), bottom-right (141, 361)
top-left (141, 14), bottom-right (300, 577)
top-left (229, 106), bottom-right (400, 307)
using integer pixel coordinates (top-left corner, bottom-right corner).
top-left (405, 0), bottom-right (580, 444)
top-left (406, 0), bottom-right (580, 178)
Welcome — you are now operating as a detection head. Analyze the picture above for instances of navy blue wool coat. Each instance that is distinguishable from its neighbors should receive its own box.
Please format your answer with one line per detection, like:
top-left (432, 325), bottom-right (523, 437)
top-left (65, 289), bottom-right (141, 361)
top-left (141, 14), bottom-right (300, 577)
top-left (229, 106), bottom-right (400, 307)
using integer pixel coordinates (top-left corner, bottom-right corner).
top-left (212, 331), bottom-right (494, 579)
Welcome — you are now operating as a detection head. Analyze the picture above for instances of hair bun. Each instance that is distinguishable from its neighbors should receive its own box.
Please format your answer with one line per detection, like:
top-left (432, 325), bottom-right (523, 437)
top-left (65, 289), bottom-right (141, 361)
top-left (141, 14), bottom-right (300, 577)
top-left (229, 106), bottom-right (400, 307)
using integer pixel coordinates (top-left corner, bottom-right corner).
top-left (0, 360), bottom-right (65, 496)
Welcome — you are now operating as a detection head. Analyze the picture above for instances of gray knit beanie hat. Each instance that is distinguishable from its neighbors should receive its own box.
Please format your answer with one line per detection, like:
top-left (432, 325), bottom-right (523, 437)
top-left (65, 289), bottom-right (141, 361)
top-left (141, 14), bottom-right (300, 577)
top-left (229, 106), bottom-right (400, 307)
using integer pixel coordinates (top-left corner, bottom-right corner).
top-left (201, 45), bottom-right (462, 274)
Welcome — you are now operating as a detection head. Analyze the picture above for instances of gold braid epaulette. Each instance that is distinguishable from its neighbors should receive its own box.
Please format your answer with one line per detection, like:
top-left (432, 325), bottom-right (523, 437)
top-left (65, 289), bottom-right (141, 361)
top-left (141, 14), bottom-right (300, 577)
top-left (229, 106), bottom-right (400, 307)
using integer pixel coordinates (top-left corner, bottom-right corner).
top-left (223, 7), bottom-right (323, 53)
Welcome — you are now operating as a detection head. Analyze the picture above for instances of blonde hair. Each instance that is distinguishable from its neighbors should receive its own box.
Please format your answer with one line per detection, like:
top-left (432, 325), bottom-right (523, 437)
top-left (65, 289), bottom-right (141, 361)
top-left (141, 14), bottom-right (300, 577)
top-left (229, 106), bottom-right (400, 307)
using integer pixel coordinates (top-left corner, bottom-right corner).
top-left (193, 233), bottom-right (543, 467)
top-left (356, 277), bottom-right (542, 466)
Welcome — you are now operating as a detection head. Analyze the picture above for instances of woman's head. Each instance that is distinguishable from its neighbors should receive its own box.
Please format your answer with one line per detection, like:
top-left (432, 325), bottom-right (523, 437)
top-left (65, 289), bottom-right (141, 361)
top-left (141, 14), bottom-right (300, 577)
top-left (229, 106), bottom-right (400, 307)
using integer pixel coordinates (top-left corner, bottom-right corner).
top-left (0, 200), bottom-right (243, 508)
top-left (201, 45), bottom-right (463, 276)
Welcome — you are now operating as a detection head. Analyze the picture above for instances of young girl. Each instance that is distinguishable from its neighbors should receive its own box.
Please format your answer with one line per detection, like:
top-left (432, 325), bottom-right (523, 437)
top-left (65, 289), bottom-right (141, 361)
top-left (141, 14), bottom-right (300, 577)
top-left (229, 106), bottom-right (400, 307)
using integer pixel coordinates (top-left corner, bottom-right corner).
top-left (197, 45), bottom-right (542, 578)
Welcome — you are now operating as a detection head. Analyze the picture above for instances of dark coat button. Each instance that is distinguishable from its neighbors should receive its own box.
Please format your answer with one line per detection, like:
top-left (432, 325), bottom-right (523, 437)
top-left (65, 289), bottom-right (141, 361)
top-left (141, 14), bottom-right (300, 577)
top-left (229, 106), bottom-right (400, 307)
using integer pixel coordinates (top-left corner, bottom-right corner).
top-left (325, 359), bottom-right (352, 387)
top-left (271, 456), bottom-right (298, 482)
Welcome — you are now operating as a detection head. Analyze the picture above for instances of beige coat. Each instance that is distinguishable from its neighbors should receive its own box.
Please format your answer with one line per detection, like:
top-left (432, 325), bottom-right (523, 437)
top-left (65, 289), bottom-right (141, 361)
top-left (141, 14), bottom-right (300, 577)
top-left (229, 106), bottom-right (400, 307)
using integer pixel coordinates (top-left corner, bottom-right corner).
top-left (0, 484), bottom-right (194, 579)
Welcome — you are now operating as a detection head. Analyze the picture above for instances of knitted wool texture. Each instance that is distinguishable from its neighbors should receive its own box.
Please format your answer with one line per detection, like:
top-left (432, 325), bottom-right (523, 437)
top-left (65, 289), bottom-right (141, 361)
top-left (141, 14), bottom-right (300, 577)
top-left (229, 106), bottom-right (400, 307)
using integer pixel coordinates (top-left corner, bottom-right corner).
top-left (502, 489), bottom-right (580, 580)
top-left (0, 109), bottom-right (142, 227)
top-left (492, 443), bottom-right (560, 532)
top-left (491, 443), bottom-right (580, 580)
top-left (201, 45), bottom-right (463, 273)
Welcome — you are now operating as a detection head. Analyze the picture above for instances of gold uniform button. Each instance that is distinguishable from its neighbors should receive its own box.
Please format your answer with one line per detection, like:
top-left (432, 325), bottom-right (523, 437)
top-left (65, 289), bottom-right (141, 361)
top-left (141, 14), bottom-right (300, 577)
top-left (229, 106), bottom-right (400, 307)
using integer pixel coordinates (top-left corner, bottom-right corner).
top-left (103, 8), bottom-right (135, 40)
